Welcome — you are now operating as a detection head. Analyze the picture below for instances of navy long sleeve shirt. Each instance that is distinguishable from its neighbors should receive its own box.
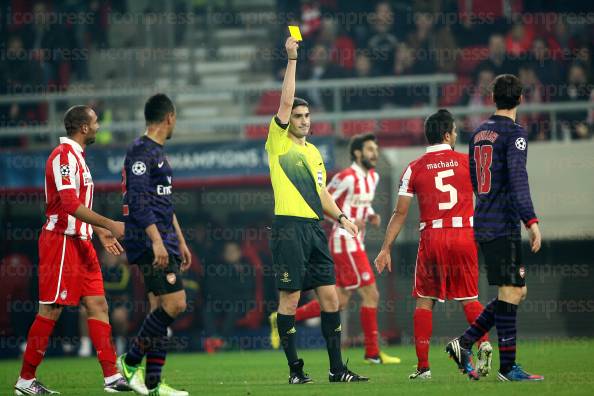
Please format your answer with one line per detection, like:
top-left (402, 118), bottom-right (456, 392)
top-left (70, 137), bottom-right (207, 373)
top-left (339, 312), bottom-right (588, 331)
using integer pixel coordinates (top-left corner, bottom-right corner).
top-left (122, 136), bottom-right (179, 262)
top-left (469, 115), bottom-right (538, 242)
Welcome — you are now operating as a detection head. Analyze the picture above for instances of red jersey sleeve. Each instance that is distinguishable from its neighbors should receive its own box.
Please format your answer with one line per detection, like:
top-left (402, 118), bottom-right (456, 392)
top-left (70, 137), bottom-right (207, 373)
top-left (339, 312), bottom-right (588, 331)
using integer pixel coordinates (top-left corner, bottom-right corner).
top-left (50, 147), bottom-right (77, 191)
top-left (398, 163), bottom-right (415, 197)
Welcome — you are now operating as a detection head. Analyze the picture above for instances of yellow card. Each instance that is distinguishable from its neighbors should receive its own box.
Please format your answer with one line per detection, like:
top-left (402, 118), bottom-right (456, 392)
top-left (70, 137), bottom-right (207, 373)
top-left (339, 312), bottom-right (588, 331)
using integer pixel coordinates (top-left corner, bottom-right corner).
top-left (288, 25), bottom-right (303, 41)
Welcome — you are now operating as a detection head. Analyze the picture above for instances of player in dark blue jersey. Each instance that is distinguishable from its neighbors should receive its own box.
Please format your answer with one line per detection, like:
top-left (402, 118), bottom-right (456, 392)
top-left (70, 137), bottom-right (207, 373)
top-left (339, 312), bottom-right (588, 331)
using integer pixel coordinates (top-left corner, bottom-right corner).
top-left (118, 94), bottom-right (192, 396)
top-left (446, 74), bottom-right (544, 382)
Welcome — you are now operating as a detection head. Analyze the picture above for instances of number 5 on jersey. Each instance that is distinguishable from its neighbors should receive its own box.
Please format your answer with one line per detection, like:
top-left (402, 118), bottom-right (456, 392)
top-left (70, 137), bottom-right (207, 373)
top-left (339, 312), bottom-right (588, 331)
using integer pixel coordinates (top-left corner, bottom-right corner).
top-left (435, 169), bottom-right (458, 210)
top-left (474, 145), bottom-right (493, 194)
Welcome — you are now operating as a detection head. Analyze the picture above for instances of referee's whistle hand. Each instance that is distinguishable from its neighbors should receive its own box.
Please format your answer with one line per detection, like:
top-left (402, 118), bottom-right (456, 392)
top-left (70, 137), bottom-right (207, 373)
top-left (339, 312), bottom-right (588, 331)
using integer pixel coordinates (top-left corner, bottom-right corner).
top-left (152, 242), bottom-right (169, 268)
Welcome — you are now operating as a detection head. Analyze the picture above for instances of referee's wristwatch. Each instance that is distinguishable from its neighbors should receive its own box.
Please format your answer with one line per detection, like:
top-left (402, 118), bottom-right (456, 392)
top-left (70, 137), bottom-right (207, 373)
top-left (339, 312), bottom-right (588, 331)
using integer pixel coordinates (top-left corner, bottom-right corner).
top-left (337, 213), bottom-right (348, 226)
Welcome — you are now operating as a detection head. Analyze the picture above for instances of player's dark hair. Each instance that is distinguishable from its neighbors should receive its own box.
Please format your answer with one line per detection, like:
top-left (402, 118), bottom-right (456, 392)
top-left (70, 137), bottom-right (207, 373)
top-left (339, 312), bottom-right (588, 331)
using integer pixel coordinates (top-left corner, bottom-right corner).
top-left (349, 133), bottom-right (377, 161)
top-left (292, 97), bottom-right (309, 109)
top-left (144, 93), bottom-right (175, 125)
top-left (492, 74), bottom-right (523, 110)
top-left (424, 109), bottom-right (454, 145)
top-left (63, 105), bottom-right (92, 136)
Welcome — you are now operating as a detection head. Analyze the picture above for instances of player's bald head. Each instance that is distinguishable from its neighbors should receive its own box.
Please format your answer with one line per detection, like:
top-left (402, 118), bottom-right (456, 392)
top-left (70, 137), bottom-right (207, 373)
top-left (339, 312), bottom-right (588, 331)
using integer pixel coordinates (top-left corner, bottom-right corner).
top-left (63, 105), bottom-right (93, 136)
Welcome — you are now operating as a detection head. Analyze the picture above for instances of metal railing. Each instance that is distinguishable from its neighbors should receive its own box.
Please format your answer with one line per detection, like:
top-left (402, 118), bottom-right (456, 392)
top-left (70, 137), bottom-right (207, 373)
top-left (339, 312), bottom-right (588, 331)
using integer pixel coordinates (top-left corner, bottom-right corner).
top-left (0, 74), bottom-right (592, 143)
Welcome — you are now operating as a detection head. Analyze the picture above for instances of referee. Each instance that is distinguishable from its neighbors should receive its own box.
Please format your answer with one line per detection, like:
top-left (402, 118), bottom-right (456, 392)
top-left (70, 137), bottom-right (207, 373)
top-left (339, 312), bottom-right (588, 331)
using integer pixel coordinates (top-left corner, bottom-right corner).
top-left (267, 36), bottom-right (368, 384)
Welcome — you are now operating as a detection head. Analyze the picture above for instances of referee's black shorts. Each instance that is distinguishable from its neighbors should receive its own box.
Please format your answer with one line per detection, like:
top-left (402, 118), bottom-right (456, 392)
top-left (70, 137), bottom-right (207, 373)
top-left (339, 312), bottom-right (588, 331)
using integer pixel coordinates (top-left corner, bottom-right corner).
top-left (270, 215), bottom-right (335, 291)
top-left (479, 236), bottom-right (526, 287)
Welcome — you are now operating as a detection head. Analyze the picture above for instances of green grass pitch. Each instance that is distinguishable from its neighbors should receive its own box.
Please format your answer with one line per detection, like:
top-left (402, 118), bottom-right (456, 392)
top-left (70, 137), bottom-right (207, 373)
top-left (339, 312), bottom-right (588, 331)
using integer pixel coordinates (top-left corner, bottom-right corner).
top-left (2, 340), bottom-right (592, 395)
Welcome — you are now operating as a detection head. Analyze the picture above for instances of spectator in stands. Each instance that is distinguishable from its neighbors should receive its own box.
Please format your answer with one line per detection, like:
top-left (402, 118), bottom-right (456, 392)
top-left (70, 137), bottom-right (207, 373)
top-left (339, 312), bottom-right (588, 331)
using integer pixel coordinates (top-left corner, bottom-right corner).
top-left (405, 12), bottom-right (437, 75)
top-left (170, 252), bottom-right (203, 351)
top-left (529, 37), bottom-right (562, 91)
top-left (202, 241), bottom-right (256, 352)
top-left (2, 36), bottom-right (43, 95)
top-left (461, 66), bottom-right (495, 130)
top-left (452, 12), bottom-right (490, 48)
top-left (573, 38), bottom-right (593, 79)
top-left (434, 24), bottom-right (458, 73)
top-left (300, 44), bottom-right (346, 111)
top-left (344, 54), bottom-right (382, 110)
top-left (476, 33), bottom-right (518, 77)
top-left (366, 1), bottom-right (399, 76)
top-left (546, 18), bottom-right (572, 61)
top-left (85, 0), bottom-right (110, 49)
top-left (0, 254), bottom-right (35, 356)
top-left (300, 0), bottom-right (322, 39)
top-left (101, 251), bottom-right (134, 355)
top-left (391, 42), bottom-right (429, 107)
top-left (505, 20), bottom-right (535, 57)
top-left (393, 42), bottom-right (415, 76)
top-left (317, 18), bottom-right (357, 70)
top-left (0, 35), bottom-right (44, 146)
top-left (558, 63), bottom-right (592, 140)
top-left (518, 63), bottom-right (548, 141)
top-left (24, 2), bottom-right (76, 89)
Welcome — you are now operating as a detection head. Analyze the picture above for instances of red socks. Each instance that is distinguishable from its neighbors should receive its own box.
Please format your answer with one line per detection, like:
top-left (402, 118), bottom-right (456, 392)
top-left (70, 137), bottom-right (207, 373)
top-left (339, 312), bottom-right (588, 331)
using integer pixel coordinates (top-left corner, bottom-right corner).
top-left (360, 306), bottom-right (379, 357)
top-left (295, 300), bottom-right (321, 322)
top-left (413, 308), bottom-right (432, 369)
top-left (20, 315), bottom-right (56, 380)
top-left (463, 301), bottom-right (490, 345)
top-left (88, 319), bottom-right (118, 378)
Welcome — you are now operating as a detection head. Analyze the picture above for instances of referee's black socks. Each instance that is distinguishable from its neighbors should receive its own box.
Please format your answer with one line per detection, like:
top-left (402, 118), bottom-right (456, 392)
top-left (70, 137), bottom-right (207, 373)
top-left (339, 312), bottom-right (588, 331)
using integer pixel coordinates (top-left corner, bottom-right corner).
top-left (321, 311), bottom-right (344, 373)
top-left (277, 313), bottom-right (299, 365)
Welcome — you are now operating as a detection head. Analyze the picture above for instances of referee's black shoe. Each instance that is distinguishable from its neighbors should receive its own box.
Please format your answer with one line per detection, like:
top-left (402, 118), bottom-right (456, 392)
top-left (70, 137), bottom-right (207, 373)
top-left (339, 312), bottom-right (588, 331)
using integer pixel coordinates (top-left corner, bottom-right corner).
top-left (329, 361), bottom-right (369, 383)
top-left (289, 359), bottom-right (313, 384)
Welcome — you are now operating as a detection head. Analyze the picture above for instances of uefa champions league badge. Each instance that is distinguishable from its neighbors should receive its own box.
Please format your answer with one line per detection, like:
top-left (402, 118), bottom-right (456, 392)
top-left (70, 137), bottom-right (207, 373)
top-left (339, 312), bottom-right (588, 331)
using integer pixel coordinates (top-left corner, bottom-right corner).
top-left (515, 137), bottom-right (526, 150)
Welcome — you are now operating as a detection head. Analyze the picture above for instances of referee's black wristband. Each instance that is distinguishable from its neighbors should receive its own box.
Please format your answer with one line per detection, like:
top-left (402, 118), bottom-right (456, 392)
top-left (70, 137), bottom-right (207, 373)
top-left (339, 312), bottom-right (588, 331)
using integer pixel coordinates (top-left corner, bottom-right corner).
top-left (337, 213), bottom-right (347, 224)
top-left (288, 57), bottom-right (298, 60)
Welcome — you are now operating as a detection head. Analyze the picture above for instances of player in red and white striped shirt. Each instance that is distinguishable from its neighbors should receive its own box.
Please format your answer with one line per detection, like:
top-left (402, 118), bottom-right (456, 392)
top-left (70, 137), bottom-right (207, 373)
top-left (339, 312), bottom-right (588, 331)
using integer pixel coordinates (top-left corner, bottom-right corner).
top-left (293, 134), bottom-right (401, 364)
top-left (375, 110), bottom-right (492, 380)
top-left (15, 106), bottom-right (131, 395)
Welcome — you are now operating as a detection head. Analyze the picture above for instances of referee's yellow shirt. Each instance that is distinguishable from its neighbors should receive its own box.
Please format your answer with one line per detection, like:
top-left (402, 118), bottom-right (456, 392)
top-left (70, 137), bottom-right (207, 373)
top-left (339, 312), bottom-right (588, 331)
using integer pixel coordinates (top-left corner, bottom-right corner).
top-left (265, 117), bottom-right (326, 220)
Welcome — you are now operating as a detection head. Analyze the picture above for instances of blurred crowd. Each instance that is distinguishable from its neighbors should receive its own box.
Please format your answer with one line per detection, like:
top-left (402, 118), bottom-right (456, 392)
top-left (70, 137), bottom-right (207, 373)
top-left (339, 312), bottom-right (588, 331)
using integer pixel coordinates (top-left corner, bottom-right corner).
top-left (1, 0), bottom-right (593, 145)
top-left (0, 214), bottom-right (281, 357)
top-left (0, 0), bottom-right (114, 146)
top-left (272, 0), bottom-right (594, 140)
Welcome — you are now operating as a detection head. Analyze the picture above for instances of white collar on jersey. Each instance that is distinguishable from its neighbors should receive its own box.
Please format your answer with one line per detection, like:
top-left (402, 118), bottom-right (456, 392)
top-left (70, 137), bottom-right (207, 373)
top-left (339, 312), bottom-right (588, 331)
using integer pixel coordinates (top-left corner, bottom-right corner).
top-left (350, 161), bottom-right (370, 177)
top-left (426, 143), bottom-right (452, 153)
top-left (59, 136), bottom-right (84, 153)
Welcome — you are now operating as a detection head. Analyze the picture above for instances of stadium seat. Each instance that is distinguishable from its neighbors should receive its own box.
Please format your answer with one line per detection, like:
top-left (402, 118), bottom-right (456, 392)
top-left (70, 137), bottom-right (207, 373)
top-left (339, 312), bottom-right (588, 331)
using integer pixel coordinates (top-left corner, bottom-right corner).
top-left (255, 90), bottom-right (281, 116)
top-left (378, 118), bottom-right (425, 146)
top-left (341, 120), bottom-right (377, 137)
top-left (244, 124), bottom-right (268, 139)
top-left (310, 122), bottom-right (333, 136)
top-left (245, 121), bottom-right (333, 139)
top-left (440, 76), bottom-right (471, 107)
top-left (457, 46), bottom-right (488, 75)
top-left (235, 242), bottom-right (264, 329)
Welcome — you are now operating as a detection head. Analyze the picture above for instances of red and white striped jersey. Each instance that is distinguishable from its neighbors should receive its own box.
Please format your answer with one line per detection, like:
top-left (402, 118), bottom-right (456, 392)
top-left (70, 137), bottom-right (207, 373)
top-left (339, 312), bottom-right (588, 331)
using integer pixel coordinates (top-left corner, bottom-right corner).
top-left (398, 144), bottom-right (474, 231)
top-left (43, 137), bottom-right (94, 239)
top-left (328, 162), bottom-right (379, 253)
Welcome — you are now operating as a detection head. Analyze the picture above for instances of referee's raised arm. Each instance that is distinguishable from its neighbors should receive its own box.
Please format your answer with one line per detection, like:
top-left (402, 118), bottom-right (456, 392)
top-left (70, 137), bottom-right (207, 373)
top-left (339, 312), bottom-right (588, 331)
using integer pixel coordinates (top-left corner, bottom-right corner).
top-left (276, 37), bottom-right (299, 124)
